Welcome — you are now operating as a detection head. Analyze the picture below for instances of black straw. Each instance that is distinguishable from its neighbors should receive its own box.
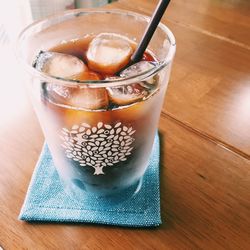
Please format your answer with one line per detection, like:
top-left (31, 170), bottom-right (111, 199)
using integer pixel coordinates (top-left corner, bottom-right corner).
top-left (130, 0), bottom-right (171, 64)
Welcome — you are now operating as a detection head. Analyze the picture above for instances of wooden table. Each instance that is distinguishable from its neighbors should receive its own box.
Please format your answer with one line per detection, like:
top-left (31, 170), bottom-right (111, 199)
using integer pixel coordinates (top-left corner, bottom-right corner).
top-left (1, 0), bottom-right (250, 249)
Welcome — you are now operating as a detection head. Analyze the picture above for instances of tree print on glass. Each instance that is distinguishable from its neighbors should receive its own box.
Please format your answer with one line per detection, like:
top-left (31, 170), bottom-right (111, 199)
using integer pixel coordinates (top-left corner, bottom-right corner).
top-left (61, 122), bottom-right (136, 175)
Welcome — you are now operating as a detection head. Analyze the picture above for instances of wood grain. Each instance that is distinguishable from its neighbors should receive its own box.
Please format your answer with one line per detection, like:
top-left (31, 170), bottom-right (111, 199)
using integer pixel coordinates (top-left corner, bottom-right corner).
top-left (114, 0), bottom-right (250, 48)
top-left (1, 113), bottom-right (250, 249)
top-left (111, 0), bottom-right (250, 158)
top-left (0, 0), bottom-right (250, 249)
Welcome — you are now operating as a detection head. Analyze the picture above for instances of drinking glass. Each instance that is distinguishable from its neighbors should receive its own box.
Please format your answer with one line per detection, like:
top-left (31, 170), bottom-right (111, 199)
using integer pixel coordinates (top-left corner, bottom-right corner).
top-left (16, 9), bottom-right (176, 201)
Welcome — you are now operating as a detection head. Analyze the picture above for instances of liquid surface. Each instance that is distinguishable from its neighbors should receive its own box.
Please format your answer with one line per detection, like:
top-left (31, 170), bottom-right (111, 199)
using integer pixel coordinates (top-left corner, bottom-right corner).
top-left (35, 34), bottom-right (160, 111)
top-left (49, 35), bottom-right (156, 80)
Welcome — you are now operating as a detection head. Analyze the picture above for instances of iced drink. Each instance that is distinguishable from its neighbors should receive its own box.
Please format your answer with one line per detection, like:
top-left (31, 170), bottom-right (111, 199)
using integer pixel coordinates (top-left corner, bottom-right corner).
top-left (17, 10), bottom-right (176, 199)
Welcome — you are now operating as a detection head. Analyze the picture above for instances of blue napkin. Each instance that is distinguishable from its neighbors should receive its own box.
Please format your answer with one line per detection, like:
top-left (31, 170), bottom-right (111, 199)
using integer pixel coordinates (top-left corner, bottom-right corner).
top-left (19, 134), bottom-right (161, 227)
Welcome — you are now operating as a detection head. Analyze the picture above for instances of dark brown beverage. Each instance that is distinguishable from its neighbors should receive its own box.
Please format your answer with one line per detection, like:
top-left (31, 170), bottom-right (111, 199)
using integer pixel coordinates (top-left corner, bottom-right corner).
top-left (33, 33), bottom-right (164, 197)
top-left (17, 10), bottom-right (175, 200)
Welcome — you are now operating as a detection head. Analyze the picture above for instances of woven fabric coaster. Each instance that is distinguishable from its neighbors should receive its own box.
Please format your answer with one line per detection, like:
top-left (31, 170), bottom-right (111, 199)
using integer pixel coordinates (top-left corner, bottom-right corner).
top-left (19, 134), bottom-right (161, 227)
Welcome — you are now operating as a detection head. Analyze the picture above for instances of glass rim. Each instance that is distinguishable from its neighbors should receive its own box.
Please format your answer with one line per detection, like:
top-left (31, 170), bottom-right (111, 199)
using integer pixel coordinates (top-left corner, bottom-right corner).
top-left (16, 9), bottom-right (176, 88)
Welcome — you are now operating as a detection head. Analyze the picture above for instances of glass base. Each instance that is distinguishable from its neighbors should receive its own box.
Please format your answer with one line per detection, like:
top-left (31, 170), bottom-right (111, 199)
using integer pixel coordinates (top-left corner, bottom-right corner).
top-left (62, 177), bottom-right (143, 207)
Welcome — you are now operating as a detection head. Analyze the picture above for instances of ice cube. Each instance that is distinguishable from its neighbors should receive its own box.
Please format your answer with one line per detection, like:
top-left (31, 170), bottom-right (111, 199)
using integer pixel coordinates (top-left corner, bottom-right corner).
top-left (69, 88), bottom-right (109, 110)
top-left (107, 84), bottom-right (148, 106)
top-left (76, 71), bottom-right (101, 81)
top-left (46, 84), bottom-right (109, 110)
top-left (120, 61), bottom-right (159, 89)
top-left (119, 61), bottom-right (155, 78)
top-left (34, 51), bottom-right (87, 80)
top-left (86, 33), bottom-right (133, 74)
